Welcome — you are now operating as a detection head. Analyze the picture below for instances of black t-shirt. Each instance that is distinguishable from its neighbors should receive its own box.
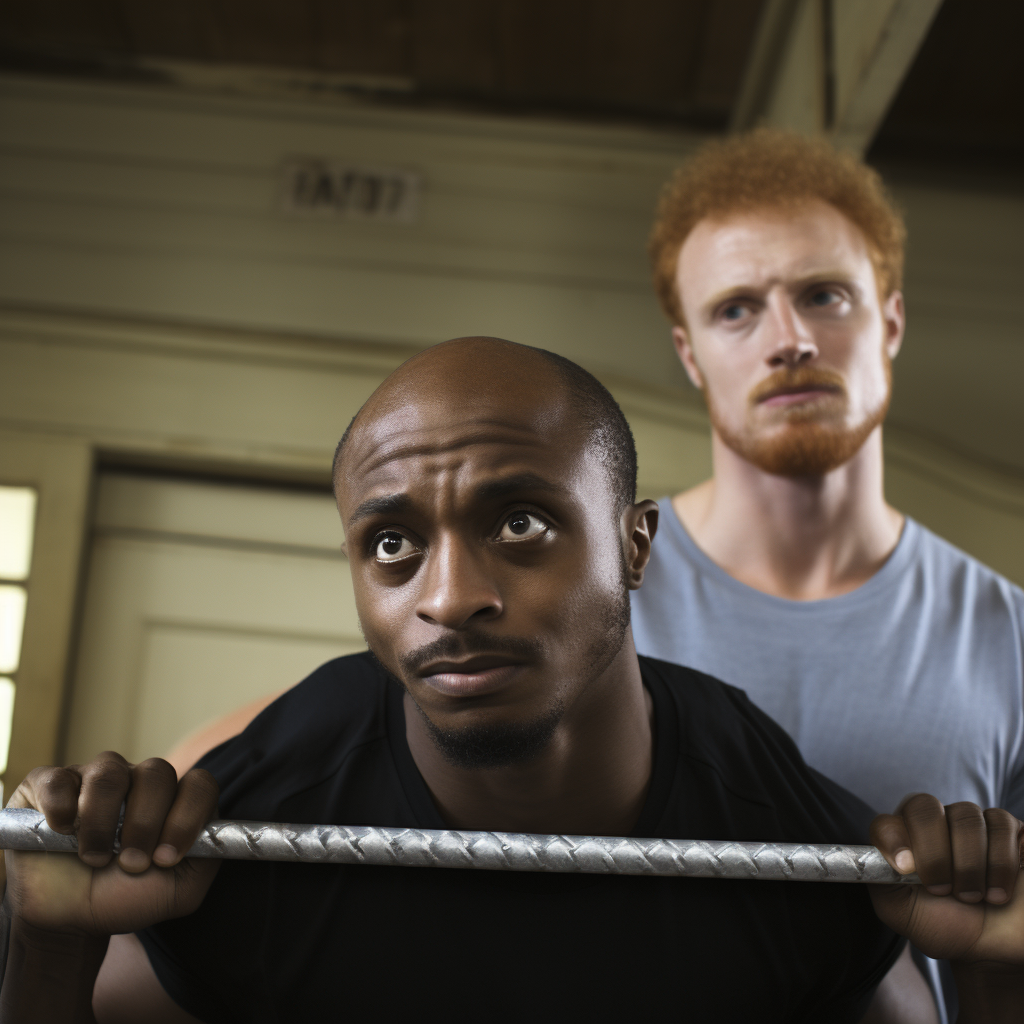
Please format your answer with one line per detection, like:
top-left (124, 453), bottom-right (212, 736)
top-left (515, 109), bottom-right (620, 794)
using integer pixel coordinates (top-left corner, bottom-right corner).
top-left (139, 653), bottom-right (903, 1023)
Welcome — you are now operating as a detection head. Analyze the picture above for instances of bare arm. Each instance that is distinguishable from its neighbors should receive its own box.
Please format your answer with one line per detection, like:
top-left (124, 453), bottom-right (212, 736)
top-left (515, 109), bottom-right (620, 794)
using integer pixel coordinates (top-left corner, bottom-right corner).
top-left (164, 690), bottom-right (287, 777)
top-left (0, 908), bottom-right (108, 1023)
top-left (857, 945), bottom-right (938, 1024)
top-left (92, 934), bottom-right (202, 1024)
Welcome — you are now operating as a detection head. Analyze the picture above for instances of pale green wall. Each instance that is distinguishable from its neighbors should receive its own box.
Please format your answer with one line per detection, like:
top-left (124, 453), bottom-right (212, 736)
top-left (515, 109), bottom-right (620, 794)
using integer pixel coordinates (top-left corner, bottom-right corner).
top-left (0, 71), bottom-right (1021, 590)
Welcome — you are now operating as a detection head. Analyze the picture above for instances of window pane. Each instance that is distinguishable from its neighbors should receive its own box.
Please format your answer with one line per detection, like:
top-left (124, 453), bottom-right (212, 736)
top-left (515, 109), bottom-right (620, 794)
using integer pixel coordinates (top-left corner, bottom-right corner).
top-left (0, 487), bottom-right (37, 581)
top-left (0, 586), bottom-right (27, 674)
top-left (0, 677), bottom-right (15, 776)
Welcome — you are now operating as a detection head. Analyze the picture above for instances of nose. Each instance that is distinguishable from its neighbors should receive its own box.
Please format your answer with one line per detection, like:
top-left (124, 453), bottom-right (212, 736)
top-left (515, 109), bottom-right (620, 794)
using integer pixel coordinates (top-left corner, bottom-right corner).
top-left (765, 291), bottom-right (818, 369)
top-left (415, 536), bottom-right (503, 629)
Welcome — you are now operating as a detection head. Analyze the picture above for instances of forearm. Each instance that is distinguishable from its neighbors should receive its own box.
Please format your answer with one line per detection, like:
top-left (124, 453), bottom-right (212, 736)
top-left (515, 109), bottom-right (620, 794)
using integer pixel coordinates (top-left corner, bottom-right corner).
top-left (0, 915), bottom-right (108, 1024)
top-left (953, 962), bottom-right (1024, 1023)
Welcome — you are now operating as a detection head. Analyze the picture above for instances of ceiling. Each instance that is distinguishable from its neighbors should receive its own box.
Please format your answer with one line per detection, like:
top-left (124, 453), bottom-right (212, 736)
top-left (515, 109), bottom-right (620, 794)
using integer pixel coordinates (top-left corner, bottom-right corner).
top-left (867, 0), bottom-right (1023, 174)
top-left (0, 0), bottom-right (764, 129)
top-left (0, 0), bottom-right (1019, 172)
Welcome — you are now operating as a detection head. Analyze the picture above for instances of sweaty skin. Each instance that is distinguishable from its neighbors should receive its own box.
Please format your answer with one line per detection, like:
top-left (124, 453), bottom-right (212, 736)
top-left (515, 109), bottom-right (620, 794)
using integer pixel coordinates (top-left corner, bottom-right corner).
top-left (2, 339), bottom-right (1022, 1024)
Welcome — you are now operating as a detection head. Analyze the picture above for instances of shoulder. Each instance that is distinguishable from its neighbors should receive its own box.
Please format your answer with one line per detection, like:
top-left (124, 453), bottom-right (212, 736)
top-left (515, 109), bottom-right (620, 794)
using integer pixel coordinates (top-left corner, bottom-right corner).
top-left (909, 518), bottom-right (1024, 609)
top-left (641, 656), bottom-right (877, 842)
top-left (196, 650), bottom-right (390, 814)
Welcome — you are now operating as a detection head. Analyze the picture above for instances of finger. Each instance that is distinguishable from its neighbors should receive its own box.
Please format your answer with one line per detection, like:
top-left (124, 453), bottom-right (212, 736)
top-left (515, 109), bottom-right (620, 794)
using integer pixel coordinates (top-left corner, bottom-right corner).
top-left (901, 793), bottom-right (952, 894)
top-left (118, 758), bottom-right (179, 874)
top-left (869, 813), bottom-right (917, 876)
top-left (945, 801), bottom-right (987, 903)
top-left (152, 768), bottom-right (219, 867)
top-left (982, 807), bottom-right (1022, 905)
top-left (76, 751), bottom-right (133, 868)
top-left (9, 765), bottom-right (83, 833)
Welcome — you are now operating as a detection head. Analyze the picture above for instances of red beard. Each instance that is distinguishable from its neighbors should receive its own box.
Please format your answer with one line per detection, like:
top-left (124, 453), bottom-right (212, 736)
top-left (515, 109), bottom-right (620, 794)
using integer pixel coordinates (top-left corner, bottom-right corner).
top-left (706, 361), bottom-right (891, 478)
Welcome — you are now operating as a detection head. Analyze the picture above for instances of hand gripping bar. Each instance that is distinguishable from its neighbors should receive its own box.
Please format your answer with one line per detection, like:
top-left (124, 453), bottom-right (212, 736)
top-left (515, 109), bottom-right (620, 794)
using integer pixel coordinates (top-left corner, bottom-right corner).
top-left (0, 808), bottom-right (919, 884)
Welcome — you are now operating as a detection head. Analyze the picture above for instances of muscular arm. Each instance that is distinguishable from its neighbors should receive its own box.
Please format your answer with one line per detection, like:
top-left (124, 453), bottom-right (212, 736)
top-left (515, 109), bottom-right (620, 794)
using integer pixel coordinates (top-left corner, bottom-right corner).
top-left (92, 934), bottom-right (202, 1024)
top-left (858, 946), bottom-right (938, 1024)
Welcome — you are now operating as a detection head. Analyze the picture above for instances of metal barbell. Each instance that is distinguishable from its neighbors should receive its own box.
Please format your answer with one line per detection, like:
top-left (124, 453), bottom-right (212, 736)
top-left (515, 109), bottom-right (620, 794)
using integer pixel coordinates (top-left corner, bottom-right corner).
top-left (0, 808), bottom-right (918, 884)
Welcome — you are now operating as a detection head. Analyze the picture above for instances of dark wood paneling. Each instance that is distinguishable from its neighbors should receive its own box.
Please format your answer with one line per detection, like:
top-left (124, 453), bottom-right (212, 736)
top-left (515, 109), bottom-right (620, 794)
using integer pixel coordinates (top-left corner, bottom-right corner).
top-left (0, 0), bottom-right (764, 129)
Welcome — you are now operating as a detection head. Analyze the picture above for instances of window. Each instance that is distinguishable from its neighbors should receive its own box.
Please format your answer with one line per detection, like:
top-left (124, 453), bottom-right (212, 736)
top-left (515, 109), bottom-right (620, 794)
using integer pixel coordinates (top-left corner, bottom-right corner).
top-left (0, 486), bottom-right (37, 780)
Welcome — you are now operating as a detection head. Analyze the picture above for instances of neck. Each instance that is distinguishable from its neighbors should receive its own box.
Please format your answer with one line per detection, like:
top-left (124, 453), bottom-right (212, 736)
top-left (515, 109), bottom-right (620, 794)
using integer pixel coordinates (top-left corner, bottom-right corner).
top-left (405, 634), bottom-right (654, 836)
top-left (675, 426), bottom-right (904, 601)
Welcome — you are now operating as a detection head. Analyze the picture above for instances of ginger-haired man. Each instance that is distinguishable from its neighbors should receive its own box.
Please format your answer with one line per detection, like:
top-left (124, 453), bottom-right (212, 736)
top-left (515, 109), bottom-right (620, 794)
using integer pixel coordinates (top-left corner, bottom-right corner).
top-left (630, 129), bottom-right (1024, 1023)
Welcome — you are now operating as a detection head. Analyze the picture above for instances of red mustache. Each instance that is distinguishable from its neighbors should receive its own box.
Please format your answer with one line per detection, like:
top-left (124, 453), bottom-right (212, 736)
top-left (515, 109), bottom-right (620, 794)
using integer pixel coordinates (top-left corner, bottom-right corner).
top-left (749, 367), bottom-right (846, 405)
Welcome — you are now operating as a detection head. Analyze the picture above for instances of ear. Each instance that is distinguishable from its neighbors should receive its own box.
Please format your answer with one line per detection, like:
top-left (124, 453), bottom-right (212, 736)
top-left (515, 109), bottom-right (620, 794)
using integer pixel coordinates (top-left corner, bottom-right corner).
top-left (672, 326), bottom-right (704, 390)
top-left (621, 500), bottom-right (660, 590)
top-left (882, 290), bottom-right (905, 360)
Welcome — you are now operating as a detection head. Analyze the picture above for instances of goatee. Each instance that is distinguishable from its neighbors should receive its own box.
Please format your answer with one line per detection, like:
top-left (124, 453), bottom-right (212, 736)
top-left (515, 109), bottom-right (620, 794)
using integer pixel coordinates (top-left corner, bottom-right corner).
top-left (707, 361), bottom-right (891, 478)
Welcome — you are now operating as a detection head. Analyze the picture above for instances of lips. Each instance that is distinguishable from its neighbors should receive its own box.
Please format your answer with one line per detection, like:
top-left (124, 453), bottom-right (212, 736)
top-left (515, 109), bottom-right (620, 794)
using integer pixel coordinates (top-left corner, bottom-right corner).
top-left (417, 655), bottom-right (527, 697)
top-left (758, 385), bottom-right (841, 407)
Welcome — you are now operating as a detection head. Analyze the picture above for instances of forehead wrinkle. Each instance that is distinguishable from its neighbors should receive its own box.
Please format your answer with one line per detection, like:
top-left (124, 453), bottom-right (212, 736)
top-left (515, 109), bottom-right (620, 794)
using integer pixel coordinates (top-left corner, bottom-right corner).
top-left (349, 420), bottom-right (559, 479)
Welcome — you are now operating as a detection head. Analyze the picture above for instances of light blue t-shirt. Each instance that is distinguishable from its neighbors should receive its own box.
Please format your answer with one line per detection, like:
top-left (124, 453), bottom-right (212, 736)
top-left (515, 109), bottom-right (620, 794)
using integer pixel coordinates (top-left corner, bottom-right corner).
top-left (630, 500), bottom-right (1024, 1023)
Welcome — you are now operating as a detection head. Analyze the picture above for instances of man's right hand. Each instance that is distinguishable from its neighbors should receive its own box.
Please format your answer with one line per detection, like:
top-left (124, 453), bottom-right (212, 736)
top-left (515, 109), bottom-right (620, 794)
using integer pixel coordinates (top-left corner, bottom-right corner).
top-left (4, 751), bottom-right (220, 937)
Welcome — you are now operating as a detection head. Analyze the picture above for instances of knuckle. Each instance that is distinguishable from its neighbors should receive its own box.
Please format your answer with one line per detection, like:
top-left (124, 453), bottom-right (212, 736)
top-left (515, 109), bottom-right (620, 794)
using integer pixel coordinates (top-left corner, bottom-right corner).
top-left (23, 764), bottom-right (56, 785)
top-left (902, 792), bottom-right (944, 825)
top-left (182, 768), bottom-right (220, 803)
top-left (871, 815), bottom-right (903, 840)
top-left (949, 817), bottom-right (987, 843)
top-left (983, 807), bottom-right (1017, 833)
top-left (84, 767), bottom-right (131, 799)
top-left (93, 751), bottom-right (131, 770)
top-left (135, 757), bottom-right (178, 784)
top-left (946, 801), bottom-right (984, 823)
top-left (37, 765), bottom-right (79, 788)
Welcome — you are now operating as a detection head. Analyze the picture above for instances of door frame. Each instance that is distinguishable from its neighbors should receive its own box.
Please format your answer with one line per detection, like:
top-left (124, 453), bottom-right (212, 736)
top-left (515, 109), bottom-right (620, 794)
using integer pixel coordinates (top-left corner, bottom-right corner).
top-left (0, 429), bottom-right (92, 792)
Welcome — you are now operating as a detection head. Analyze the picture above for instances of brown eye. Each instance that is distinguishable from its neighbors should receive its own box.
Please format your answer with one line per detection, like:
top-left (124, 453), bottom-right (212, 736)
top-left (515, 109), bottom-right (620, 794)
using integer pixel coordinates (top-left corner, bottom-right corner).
top-left (498, 513), bottom-right (548, 542)
top-left (374, 532), bottom-right (416, 562)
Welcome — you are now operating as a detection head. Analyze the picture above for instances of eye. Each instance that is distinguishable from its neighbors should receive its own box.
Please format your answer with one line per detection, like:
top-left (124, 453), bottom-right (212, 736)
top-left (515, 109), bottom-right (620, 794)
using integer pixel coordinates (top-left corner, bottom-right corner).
top-left (722, 303), bottom-right (748, 321)
top-left (497, 512), bottom-right (548, 542)
top-left (373, 531), bottom-right (417, 562)
top-left (808, 288), bottom-right (842, 307)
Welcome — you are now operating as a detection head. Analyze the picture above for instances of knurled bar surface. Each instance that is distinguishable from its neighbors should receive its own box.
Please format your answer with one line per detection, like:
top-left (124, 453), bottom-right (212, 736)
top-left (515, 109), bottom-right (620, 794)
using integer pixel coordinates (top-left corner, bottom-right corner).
top-left (0, 808), bottom-right (918, 884)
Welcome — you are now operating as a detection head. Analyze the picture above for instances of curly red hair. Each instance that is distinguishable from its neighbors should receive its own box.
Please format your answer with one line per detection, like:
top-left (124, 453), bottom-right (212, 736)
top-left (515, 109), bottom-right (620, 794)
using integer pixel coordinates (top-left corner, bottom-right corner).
top-left (650, 129), bottom-right (906, 327)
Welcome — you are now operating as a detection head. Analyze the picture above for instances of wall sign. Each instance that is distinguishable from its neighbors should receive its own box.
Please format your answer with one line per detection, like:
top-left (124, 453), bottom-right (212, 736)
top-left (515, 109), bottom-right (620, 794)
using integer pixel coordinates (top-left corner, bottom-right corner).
top-left (280, 159), bottom-right (421, 223)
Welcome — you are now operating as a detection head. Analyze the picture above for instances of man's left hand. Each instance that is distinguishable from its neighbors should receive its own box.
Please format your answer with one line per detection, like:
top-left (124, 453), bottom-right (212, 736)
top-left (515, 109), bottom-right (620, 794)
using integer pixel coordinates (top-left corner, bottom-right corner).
top-left (870, 794), bottom-right (1024, 964)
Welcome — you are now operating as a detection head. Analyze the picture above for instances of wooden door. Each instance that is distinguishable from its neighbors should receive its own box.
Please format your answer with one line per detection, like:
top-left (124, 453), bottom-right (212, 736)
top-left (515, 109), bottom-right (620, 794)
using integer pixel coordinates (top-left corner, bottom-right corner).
top-left (64, 472), bottom-right (364, 765)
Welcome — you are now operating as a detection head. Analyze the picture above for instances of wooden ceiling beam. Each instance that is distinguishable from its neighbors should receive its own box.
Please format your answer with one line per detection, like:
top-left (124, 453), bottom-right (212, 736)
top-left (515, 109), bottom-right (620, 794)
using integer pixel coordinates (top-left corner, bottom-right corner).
top-left (730, 0), bottom-right (944, 153)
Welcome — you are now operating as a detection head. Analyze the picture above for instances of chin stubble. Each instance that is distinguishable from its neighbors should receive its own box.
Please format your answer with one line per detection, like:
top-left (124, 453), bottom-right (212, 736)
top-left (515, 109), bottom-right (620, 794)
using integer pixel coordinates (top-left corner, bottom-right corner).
top-left (369, 561), bottom-right (633, 772)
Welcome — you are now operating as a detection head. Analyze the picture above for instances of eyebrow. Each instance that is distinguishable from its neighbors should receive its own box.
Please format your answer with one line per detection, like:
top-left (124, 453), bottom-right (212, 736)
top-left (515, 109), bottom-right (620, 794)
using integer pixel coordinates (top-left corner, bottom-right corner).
top-left (473, 472), bottom-right (561, 502)
top-left (348, 493), bottom-right (414, 527)
top-left (347, 473), bottom-right (561, 528)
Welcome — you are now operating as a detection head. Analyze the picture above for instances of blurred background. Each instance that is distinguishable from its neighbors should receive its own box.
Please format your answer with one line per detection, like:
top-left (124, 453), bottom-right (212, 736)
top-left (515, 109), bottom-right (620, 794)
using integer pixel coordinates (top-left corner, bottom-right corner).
top-left (0, 0), bottom-right (1021, 793)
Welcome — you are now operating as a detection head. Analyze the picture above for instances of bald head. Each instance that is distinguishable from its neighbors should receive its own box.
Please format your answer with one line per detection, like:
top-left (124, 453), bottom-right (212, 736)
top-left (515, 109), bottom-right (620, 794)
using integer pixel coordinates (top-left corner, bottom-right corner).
top-left (333, 337), bottom-right (636, 513)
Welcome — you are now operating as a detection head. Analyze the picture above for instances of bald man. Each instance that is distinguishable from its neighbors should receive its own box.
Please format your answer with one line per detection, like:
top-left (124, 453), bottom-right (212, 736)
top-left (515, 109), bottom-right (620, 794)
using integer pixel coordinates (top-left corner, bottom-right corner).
top-left (6, 340), bottom-right (1024, 1023)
